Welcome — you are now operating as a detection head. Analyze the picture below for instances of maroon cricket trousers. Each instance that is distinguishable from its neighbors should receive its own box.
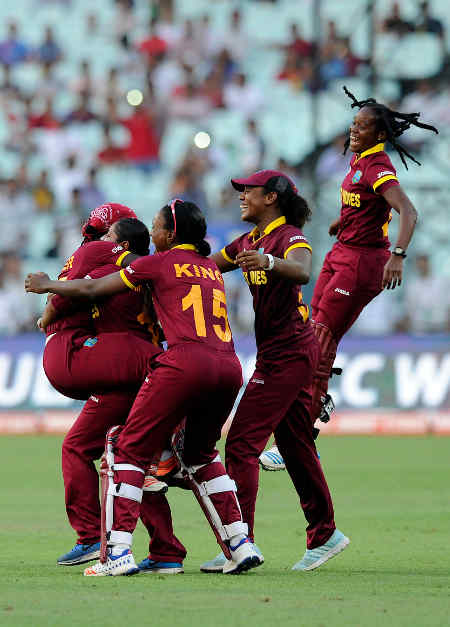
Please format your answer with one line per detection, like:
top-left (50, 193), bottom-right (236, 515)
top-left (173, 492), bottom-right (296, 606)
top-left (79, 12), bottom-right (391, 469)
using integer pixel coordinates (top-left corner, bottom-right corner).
top-left (225, 335), bottom-right (336, 550)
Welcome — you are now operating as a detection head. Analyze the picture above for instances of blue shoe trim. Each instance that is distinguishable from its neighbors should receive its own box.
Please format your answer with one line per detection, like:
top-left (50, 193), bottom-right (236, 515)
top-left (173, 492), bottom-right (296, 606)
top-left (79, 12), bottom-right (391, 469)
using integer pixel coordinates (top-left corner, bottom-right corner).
top-left (229, 537), bottom-right (250, 551)
top-left (138, 558), bottom-right (183, 570)
top-left (58, 542), bottom-right (101, 564)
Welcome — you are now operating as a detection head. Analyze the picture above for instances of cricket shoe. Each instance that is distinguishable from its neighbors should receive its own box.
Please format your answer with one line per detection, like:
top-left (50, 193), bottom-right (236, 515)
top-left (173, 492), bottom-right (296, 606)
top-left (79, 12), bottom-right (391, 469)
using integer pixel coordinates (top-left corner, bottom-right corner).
top-left (142, 474), bottom-right (168, 493)
top-left (259, 445), bottom-right (285, 471)
top-left (223, 538), bottom-right (264, 575)
top-left (138, 558), bottom-right (184, 574)
top-left (83, 548), bottom-right (139, 576)
top-left (291, 529), bottom-right (350, 572)
top-left (318, 393), bottom-right (335, 423)
top-left (200, 543), bottom-right (264, 573)
top-left (57, 542), bottom-right (100, 566)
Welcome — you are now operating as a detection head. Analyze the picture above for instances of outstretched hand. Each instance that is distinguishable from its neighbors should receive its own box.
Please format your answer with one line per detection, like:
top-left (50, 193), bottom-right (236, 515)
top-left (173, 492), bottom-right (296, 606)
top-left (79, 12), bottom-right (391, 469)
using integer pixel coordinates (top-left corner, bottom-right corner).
top-left (25, 272), bottom-right (51, 294)
top-left (382, 255), bottom-right (403, 290)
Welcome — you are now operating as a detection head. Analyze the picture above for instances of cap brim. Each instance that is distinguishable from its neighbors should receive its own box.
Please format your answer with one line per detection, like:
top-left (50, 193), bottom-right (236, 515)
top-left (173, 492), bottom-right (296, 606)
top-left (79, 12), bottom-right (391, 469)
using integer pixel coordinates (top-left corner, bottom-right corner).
top-left (231, 177), bottom-right (264, 191)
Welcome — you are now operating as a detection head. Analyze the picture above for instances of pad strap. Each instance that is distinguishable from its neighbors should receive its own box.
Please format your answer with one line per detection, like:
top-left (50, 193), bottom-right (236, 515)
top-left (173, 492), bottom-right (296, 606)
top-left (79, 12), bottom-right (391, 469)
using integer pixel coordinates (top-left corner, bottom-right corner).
top-left (198, 475), bottom-right (236, 496)
top-left (108, 482), bottom-right (143, 503)
top-left (223, 521), bottom-right (248, 538)
top-left (109, 530), bottom-right (133, 546)
top-left (113, 464), bottom-right (145, 474)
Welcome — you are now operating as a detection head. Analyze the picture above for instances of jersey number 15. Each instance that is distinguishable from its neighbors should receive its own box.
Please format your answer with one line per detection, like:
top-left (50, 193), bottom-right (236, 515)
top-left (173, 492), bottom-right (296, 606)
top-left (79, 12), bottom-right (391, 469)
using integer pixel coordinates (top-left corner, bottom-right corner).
top-left (182, 284), bottom-right (232, 343)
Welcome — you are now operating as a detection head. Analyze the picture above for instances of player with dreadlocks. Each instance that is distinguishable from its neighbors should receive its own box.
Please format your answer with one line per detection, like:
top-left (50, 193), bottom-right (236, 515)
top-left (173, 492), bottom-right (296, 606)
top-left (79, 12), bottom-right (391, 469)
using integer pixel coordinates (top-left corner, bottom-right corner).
top-left (261, 86), bottom-right (438, 470)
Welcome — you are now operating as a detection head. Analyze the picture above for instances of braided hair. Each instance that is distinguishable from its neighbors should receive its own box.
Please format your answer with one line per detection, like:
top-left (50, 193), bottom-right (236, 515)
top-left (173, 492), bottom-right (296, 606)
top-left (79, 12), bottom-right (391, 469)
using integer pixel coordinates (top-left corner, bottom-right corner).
top-left (343, 85), bottom-right (438, 169)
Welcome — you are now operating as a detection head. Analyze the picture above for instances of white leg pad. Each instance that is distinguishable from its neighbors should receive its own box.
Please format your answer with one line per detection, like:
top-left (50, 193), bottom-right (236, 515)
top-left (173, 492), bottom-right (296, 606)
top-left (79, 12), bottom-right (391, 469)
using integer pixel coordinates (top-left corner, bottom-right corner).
top-left (223, 521), bottom-right (248, 537)
top-left (108, 482), bottom-right (143, 503)
top-left (198, 476), bottom-right (236, 496)
top-left (109, 530), bottom-right (133, 546)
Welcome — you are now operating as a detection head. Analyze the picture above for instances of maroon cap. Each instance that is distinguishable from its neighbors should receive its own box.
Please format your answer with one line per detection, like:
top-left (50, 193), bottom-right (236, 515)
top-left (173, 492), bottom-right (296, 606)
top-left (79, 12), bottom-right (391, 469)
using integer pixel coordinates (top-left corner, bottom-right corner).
top-left (231, 169), bottom-right (298, 194)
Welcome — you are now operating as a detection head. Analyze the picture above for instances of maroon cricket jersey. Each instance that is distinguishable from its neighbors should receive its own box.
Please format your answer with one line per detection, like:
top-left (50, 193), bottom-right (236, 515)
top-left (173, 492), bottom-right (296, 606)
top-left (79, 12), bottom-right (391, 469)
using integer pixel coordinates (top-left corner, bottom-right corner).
top-left (47, 240), bottom-right (132, 336)
top-left (222, 216), bottom-right (314, 357)
top-left (338, 143), bottom-right (399, 248)
top-left (120, 245), bottom-right (235, 352)
top-left (87, 263), bottom-right (162, 345)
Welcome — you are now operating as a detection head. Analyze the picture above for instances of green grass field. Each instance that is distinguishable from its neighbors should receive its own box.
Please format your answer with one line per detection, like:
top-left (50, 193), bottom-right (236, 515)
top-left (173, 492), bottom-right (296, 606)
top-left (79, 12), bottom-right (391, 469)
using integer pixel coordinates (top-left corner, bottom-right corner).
top-left (2, 435), bottom-right (449, 627)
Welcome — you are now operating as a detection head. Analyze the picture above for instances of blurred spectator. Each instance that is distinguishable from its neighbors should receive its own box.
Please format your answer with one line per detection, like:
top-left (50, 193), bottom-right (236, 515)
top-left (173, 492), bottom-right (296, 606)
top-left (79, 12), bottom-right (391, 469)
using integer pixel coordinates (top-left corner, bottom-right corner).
top-left (221, 9), bottom-right (248, 63)
top-left (97, 124), bottom-right (125, 164)
top-left (288, 23), bottom-right (313, 59)
top-left (196, 14), bottom-right (221, 58)
top-left (223, 73), bottom-right (264, 118)
top-left (169, 81), bottom-right (211, 121)
top-left (0, 252), bottom-right (36, 334)
top-left (381, 2), bottom-right (413, 37)
top-left (64, 92), bottom-right (97, 125)
top-left (239, 119), bottom-right (265, 173)
top-left (320, 42), bottom-right (348, 84)
top-left (316, 134), bottom-right (349, 179)
top-left (0, 22), bottom-right (30, 66)
top-left (80, 167), bottom-right (105, 211)
top-left (0, 179), bottom-right (33, 253)
top-left (401, 254), bottom-right (450, 334)
top-left (170, 165), bottom-right (208, 215)
top-left (85, 12), bottom-right (99, 37)
top-left (415, 1), bottom-right (444, 38)
top-left (39, 60), bottom-right (66, 98)
top-left (137, 17), bottom-right (168, 62)
top-left (155, 0), bottom-right (182, 49)
top-left (113, 102), bottom-right (160, 173)
top-left (176, 18), bottom-right (203, 67)
top-left (33, 169), bottom-right (55, 213)
top-left (28, 96), bottom-right (61, 129)
top-left (276, 157), bottom-right (299, 181)
top-left (113, 0), bottom-right (137, 50)
top-left (277, 48), bottom-right (305, 89)
top-left (35, 26), bottom-right (62, 67)
top-left (53, 153), bottom-right (87, 207)
top-left (69, 59), bottom-right (92, 96)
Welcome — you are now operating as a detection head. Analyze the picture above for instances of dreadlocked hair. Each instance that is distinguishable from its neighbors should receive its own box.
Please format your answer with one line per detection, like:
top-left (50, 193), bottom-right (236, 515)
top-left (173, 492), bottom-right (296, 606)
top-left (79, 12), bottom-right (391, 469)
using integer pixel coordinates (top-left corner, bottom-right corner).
top-left (343, 85), bottom-right (438, 169)
top-left (264, 176), bottom-right (312, 229)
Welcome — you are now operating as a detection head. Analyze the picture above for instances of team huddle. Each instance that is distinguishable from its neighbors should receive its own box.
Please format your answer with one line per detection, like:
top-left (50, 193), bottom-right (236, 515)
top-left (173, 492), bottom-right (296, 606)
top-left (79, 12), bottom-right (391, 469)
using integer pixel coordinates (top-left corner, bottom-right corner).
top-left (24, 88), bottom-right (437, 577)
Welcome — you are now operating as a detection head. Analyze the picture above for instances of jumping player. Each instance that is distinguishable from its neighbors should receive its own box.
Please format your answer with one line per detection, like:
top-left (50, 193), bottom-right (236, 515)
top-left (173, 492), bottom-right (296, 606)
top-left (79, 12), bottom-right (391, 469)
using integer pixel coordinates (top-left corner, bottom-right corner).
top-left (261, 87), bottom-right (438, 467)
top-left (26, 200), bottom-right (262, 576)
top-left (201, 170), bottom-right (348, 573)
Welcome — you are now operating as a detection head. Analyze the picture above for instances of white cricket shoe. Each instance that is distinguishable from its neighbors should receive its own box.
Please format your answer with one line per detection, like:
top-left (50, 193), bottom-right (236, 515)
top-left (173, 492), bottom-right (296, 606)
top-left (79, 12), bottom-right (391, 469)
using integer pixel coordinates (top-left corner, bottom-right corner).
top-left (223, 538), bottom-right (264, 575)
top-left (83, 548), bottom-right (139, 577)
top-left (259, 445), bottom-right (286, 471)
top-left (142, 475), bottom-right (168, 493)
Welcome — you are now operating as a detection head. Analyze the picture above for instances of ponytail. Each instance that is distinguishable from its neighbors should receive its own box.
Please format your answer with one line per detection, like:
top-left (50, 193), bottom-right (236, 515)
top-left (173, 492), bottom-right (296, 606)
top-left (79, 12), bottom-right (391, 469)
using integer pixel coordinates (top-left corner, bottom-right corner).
top-left (264, 176), bottom-right (312, 229)
top-left (161, 200), bottom-right (210, 257)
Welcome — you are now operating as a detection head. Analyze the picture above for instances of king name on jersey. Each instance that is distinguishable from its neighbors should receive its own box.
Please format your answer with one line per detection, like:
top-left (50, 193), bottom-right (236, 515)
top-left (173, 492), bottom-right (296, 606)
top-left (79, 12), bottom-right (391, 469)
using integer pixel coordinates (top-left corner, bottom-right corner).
top-left (173, 263), bottom-right (224, 284)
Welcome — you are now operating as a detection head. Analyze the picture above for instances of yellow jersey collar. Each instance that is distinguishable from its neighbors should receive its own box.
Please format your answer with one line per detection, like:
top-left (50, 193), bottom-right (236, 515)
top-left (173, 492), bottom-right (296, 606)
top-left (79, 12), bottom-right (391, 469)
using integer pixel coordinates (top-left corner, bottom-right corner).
top-left (172, 244), bottom-right (197, 251)
top-left (250, 215), bottom-right (286, 242)
top-left (355, 142), bottom-right (385, 164)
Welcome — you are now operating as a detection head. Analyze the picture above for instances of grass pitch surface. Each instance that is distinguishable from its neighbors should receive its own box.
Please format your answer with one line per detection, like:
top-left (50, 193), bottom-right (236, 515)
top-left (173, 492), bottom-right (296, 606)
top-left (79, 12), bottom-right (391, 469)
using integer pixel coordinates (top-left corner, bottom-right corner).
top-left (1, 435), bottom-right (449, 627)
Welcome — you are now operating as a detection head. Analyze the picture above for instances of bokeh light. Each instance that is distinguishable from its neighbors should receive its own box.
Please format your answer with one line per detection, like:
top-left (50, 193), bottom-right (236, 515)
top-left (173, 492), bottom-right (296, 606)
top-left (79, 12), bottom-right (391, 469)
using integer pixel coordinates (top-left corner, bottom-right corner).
top-left (126, 89), bottom-right (143, 106)
top-left (194, 131), bottom-right (211, 149)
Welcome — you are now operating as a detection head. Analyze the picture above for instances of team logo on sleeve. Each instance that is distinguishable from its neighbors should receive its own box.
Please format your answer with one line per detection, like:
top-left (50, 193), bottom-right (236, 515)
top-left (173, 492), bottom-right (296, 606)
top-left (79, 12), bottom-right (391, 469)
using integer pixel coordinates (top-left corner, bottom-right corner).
top-left (112, 245), bottom-right (124, 253)
top-left (125, 265), bottom-right (134, 274)
top-left (377, 170), bottom-right (395, 178)
top-left (352, 170), bottom-right (362, 183)
top-left (289, 235), bottom-right (307, 243)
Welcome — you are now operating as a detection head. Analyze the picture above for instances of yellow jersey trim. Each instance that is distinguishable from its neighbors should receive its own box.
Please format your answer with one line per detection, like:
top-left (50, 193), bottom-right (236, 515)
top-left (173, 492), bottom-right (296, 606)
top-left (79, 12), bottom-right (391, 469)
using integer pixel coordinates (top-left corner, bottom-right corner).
top-left (119, 268), bottom-right (137, 291)
top-left (373, 174), bottom-right (398, 191)
top-left (284, 242), bottom-right (312, 259)
top-left (115, 250), bottom-right (130, 267)
top-left (354, 142), bottom-right (385, 164)
top-left (221, 248), bottom-right (234, 264)
top-left (58, 276), bottom-right (68, 281)
top-left (172, 244), bottom-right (197, 251)
top-left (249, 215), bottom-right (287, 242)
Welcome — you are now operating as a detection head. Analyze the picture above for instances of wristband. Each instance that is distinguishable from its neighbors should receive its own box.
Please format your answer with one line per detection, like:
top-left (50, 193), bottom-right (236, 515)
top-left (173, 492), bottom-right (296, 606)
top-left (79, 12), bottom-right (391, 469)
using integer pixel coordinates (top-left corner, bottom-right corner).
top-left (265, 254), bottom-right (275, 271)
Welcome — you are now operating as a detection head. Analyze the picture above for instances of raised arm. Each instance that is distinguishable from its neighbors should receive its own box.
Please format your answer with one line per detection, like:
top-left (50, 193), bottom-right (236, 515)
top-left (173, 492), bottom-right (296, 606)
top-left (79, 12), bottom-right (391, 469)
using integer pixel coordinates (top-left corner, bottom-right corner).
top-left (25, 271), bottom-right (127, 300)
top-left (234, 247), bottom-right (311, 284)
top-left (381, 185), bottom-right (418, 290)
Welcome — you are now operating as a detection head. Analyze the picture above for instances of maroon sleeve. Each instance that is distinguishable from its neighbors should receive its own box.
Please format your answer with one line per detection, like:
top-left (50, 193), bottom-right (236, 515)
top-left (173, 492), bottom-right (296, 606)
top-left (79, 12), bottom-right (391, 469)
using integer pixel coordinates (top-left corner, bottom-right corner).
top-left (280, 228), bottom-right (312, 259)
top-left (365, 156), bottom-right (400, 195)
top-left (120, 254), bottom-right (160, 289)
top-left (221, 234), bottom-right (248, 264)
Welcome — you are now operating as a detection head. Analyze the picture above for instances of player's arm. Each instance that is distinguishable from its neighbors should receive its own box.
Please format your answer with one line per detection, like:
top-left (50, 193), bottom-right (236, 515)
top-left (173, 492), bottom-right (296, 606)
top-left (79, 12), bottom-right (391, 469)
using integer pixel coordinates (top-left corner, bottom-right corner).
top-left (235, 247), bottom-right (312, 284)
top-left (210, 251), bottom-right (238, 273)
top-left (25, 271), bottom-right (127, 300)
top-left (381, 185), bottom-right (418, 290)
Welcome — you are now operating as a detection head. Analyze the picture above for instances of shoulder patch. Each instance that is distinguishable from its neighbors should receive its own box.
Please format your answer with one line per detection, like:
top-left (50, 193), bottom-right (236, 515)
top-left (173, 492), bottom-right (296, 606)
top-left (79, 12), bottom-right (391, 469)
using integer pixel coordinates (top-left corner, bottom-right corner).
top-left (352, 170), bottom-right (362, 183)
top-left (112, 245), bottom-right (124, 253)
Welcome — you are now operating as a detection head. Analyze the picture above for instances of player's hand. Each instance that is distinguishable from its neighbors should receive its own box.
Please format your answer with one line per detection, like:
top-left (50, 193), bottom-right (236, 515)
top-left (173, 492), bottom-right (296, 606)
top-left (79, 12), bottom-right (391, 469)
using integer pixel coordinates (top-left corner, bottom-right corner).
top-left (36, 317), bottom-right (45, 332)
top-left (25, 272), bottom-right (50, 294)
top-left (235, 250), bottom-right (270, 271)
top-left (328, 219), bottom-right (340, 236)
top-left (382, 255), bottom-right (403, 290)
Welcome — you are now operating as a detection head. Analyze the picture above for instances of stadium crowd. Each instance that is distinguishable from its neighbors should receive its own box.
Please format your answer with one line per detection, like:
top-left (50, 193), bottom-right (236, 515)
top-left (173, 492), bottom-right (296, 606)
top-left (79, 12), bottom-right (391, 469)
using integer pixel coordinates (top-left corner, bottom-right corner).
top-left (1, 0), bottom-right (449, 336)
